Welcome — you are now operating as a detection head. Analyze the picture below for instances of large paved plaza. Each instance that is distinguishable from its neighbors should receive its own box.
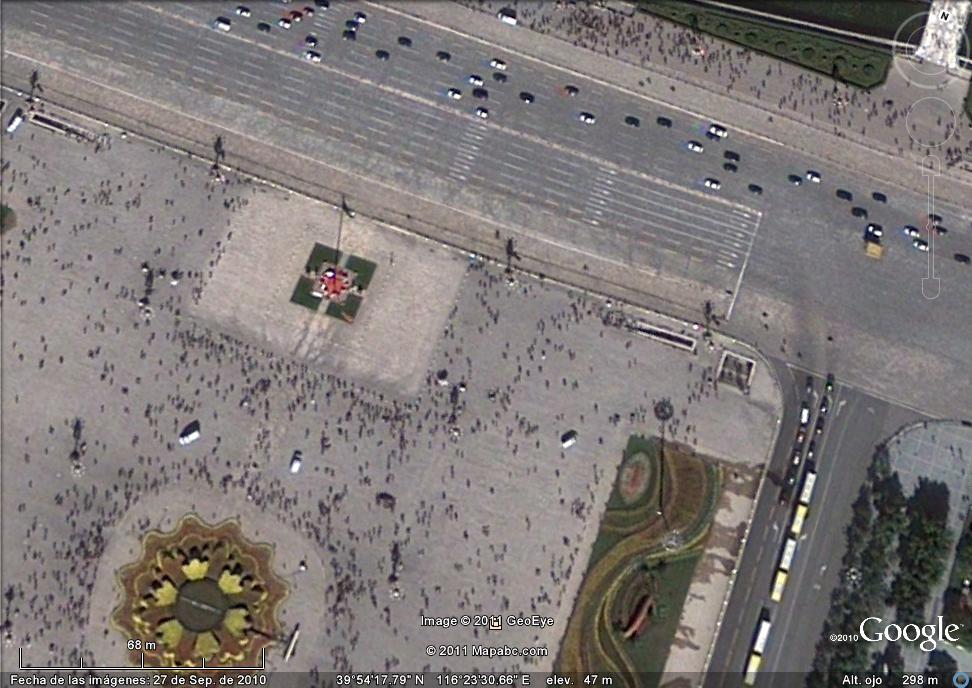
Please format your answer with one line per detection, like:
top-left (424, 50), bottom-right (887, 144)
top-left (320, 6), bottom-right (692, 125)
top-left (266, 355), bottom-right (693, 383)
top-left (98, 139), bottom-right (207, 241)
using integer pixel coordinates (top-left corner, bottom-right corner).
top-left (1, 117), bottom-right (776, 672)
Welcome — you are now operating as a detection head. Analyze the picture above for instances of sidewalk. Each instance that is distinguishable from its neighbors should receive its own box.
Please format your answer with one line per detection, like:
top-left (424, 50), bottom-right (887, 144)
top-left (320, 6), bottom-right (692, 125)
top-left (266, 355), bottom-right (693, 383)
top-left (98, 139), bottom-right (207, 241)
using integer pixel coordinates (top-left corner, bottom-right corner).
top-left (382, 1), bottom-right (972, 205)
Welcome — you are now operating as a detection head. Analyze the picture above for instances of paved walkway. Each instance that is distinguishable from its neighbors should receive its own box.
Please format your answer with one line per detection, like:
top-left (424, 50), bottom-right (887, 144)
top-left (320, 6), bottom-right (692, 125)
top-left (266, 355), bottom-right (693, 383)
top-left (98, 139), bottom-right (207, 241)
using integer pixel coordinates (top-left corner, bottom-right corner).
top-left (916, 0), bottom-right (971, 70)
top-left (389, 1), bottom-right (972, 203)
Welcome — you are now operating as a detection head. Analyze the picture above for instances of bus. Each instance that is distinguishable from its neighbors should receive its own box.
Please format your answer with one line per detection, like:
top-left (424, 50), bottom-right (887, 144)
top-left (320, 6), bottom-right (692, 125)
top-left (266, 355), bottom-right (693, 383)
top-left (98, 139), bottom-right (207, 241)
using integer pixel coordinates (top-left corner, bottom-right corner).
top-left (798, 469), bottom-right (817, 506)
top-left (770, 570), bottom-right (788, 603)
top-left (744, 616), bottom-right (773, 685)
top-left (790, 503), bottom-right (808, 537)
top-left (770, 538), bottom-right (799, 603)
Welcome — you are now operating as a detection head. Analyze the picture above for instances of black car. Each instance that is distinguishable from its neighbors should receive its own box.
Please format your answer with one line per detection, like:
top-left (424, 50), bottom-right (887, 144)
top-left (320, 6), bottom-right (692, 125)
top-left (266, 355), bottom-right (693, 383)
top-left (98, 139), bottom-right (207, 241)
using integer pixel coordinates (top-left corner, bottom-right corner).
top-left (723, 162), bottom-right (738, 173)
top-left (564, 84), bottom-right (579, 96)
top-left (656, 116), bottom-right (672, 127)
top-left (305, 34), bottom-right (318, 46)
top-left (805, 375), bottom-right (814, 395)
top-left (872, 191), bottom-right (887, 203)
top-left (724, 150), bottom-right (740, 162)
top-left (851, 206), bottom-right (868, 218)
top-left (492, 72), bottom-right (507, 83)
top-left (257, 21), bottom-right (271, 32)
top-left (934, 225), bottom-right (948, 236)
top-left (314, 0), bottom-right (329, 7)
top-left (787, 174), bottom-right (802, 186)
top-left (375, 49), bottom-right (390, 61)
top-left (472, 87), bottom-right (488, 100)
top-left (398, 36), bottom-right (412, 47)
top-left (436, 50), bottom-right (451, 62)
top-left (624, 115), bottom-right (640, 127)
top-left (747, 183), bottom-right (763, 195)
top-left (825, 373), bottom-right (835, 393)
top-left (836, 188), bottom-right (853, 201)
top-left (929, 213), bottom-right (943, 225)
top-left (955, 253), bottom-right (971, 264)
top-left (815, 416), bottom-right (825, 435)
top-left (342, 28), bottom-right (356, 40)
top-left (519, 91), bottom-right (534, 104)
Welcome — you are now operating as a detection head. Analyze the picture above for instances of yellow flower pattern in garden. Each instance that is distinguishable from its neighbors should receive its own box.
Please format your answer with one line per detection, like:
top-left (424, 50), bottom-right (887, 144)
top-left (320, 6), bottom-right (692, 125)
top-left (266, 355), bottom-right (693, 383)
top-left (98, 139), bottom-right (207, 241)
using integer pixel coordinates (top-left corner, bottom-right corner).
top-left (112, 515), bottom-right (288, 668)
top-left (182, 559), bottom-right (209, 581)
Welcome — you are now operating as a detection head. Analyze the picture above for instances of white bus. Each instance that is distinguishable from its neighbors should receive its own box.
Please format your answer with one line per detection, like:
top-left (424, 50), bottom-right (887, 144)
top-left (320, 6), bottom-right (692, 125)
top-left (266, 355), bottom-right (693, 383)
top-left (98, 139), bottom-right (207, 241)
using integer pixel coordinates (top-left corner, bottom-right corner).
top-left (798, 470), bottom-right (817, 506)
top-left (779, 537), bottom-right (798, 572)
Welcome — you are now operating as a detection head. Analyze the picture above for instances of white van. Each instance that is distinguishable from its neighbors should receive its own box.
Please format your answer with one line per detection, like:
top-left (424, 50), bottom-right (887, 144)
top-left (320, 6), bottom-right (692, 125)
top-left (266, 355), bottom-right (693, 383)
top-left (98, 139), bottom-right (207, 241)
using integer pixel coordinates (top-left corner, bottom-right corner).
top-left (560, 430), bottom-right (578, 449)
top-left (497, 8), bottom-right (517, 26)
top-left (6, 108), bottom-right (25, 134)
top-left (178, 420), bottom-right (201, 446)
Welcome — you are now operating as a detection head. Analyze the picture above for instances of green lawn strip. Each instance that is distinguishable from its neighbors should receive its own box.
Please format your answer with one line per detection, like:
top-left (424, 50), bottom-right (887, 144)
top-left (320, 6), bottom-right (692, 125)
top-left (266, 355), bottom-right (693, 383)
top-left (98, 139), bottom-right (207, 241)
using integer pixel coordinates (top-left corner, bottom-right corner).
top-left (719, 0), bottom-right (927, 44)
top-left (290, 276), bottom-right (321, 311)
top-left (306, 242), bottom-right (340, 273)
top-left (639, 0), bottom-right (892, 88)
top-left (345, 255), bottom-right (378, 290)
top-left (0, 204), bottom-right (17, 234)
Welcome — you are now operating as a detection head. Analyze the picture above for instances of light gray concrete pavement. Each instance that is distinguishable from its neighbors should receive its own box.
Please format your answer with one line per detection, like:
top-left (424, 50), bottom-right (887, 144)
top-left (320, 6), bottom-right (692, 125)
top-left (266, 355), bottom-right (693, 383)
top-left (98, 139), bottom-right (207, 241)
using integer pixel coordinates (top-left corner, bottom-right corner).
top-left (917, 0), bottom-right (971, 69)
top-left (428, 0), bottom-right (972, 191)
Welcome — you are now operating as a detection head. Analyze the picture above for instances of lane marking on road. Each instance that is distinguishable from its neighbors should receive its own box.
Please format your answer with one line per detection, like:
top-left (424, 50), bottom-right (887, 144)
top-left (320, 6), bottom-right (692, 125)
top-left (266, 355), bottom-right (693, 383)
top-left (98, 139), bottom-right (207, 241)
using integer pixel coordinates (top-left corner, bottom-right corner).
top-left (368, 1), bottom-right (972, 207)
top-left (2, 49), bottom-right (729, 294)
top-left (126, 1), bottom-right (760, 221)
top-left (725, 211), bottom-right (763, 321)
top-left (765, 387), bottom-right (853, 676)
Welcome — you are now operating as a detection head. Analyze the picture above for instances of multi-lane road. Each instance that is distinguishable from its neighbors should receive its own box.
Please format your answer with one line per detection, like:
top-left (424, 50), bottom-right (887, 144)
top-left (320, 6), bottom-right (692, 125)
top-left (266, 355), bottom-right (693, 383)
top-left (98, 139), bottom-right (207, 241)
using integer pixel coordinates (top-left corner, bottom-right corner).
top-left (705, 364), bottom-right (926, 686)
top-left (3, 0), bottom-right (971, 679)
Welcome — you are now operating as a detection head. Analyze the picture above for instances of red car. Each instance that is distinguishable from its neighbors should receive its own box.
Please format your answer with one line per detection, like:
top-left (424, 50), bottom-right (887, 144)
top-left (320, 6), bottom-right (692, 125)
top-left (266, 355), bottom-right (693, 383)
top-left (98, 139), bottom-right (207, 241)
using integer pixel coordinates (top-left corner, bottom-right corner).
top-left (289, 10), bottom-right (303, 22)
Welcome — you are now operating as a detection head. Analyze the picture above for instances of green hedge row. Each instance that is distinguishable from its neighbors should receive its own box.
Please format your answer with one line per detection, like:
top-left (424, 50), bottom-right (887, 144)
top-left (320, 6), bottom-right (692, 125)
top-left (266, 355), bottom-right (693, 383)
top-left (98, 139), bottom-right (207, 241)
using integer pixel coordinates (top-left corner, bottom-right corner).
top-left (640, 0), bottom-right (893, 89)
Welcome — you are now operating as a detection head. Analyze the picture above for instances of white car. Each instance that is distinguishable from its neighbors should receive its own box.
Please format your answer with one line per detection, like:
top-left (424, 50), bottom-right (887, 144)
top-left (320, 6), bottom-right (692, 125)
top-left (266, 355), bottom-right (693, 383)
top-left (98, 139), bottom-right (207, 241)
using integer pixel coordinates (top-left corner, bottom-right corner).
top-left (865, 223), bottom-right (883, 237)
top-left (806, 170), bottom-right (821, 183)
top-left (211, 17), bottom-right (232, 31)
top-left (913, 238), bottom-right (929, 252)
top-left (497, 8), bottom-right (517, 25)
top-left (475, 107), bottom-right (489, 120)
top-left (446, 88), bottom-right (462, 100)
top-left (235, 5), bottom-right (251, 16)
top-left (686, 140), bottom-right (704, 154)
top-left (707, 123), bottom-right (728, 139)
top-left (5, 108), bottom-right (25, 134)
top-left (903, 225), bottom-right (921, 238)
top-left (467, 74), bottom-right (484, 86)
top-left (178, 420), bottom-right (201, 446)
top-left (489, 58), bottom-right (507, 70)
top-left (578, 112), bottom-right (596, 125)
top-left (289, 450), bottom-right (303, 474)
top-left (704, 178), bottom-right (721, 190)
top-left (278, 17), bottom-right (292, 29)
top-left (303, 50), bottom-right (321, 63)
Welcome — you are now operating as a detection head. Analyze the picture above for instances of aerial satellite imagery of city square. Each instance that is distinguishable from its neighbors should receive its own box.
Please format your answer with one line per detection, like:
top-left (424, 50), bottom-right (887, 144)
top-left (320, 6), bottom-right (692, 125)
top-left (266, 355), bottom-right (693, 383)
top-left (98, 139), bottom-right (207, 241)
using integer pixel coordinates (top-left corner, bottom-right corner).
top-left (2, 1), bottom-right (972, 687)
